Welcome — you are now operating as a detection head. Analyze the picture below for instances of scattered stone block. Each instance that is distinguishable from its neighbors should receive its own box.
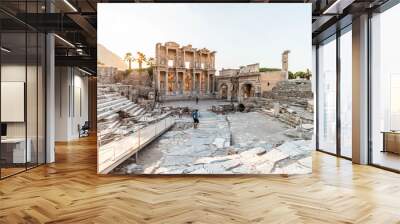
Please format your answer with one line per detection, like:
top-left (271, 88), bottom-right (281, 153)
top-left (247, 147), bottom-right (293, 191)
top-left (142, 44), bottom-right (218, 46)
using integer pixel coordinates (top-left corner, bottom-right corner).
top-left (213, 137), bottom-right (226, 149)
top-left (125, 164), bottom-right (143, 174)
top-left (301, 123), bottom-right (313, 130)
top-left (219, 159), bottom-right (242, 170)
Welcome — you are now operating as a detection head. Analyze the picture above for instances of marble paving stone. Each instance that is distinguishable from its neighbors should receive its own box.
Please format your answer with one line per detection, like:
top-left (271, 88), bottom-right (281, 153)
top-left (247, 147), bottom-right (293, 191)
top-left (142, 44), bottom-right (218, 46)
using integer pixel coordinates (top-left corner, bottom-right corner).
top-left (114, 102), bottom-right (313, 174)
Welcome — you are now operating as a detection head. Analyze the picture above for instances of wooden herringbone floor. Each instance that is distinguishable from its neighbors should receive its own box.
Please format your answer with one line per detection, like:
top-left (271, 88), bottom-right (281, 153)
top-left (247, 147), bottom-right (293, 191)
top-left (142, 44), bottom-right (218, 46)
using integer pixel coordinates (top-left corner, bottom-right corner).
top-left (1, 136), bottom-right (400, 224)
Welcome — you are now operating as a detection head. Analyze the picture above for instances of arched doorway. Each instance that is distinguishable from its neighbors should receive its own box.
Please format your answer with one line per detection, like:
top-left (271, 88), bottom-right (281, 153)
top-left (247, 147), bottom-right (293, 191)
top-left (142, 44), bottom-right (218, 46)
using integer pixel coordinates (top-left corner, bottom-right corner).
top-left (220, 83), bottom-right (228, 99)
top-left (242, 83), bottom-right (253, 98)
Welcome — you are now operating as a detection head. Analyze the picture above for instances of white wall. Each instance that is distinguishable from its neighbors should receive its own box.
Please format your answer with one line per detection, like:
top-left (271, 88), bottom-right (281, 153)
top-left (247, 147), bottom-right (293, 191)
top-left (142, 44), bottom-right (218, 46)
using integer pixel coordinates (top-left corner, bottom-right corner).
top-left (55, 67), bottom-right (89, 141)
top-left (1, 65), bottom-right (31, 138)
top-left (1, 63), bottom-right (46, 164)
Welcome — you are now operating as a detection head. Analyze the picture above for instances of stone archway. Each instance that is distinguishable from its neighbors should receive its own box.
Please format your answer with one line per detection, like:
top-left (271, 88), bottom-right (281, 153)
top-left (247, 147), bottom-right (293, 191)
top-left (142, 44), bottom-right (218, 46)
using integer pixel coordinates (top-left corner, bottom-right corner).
top-left (241, 83), bottom-right (253, 98)
top-left (219, 83), bottom-right (228, 100)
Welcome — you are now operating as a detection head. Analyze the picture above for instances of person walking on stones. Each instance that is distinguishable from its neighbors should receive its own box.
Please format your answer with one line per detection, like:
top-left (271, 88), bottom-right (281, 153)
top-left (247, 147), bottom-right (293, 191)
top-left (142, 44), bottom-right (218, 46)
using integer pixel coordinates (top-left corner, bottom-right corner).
top-left (192, 109), bottom-right (199, 129)
top-left (195, 96), bottom-right (199, 105)
top-left (178, 107), bottom-right (183, 119)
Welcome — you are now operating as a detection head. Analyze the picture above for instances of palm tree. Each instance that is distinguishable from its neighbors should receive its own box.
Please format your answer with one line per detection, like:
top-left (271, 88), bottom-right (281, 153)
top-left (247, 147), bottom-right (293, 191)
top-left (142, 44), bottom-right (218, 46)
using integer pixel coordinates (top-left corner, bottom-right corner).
top-left (135, 52), bottom-right (147, 85)
top-left (124, 52), bottom-right (134, 70)
top-left (136, 52), bottom-right (146, 71)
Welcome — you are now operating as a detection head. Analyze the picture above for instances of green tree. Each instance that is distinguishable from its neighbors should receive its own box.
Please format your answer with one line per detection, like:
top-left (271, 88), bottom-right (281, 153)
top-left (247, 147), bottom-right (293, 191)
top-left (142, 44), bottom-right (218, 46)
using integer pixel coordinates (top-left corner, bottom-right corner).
top-left (124, 52), bottom-right (134, 70)
top-left (288, 71), bottom-right (296, 79)
top-left (294, 71), bottom-right (306, 79)
top-left (259, 67), bottom-right (281, 72)
top-left (146, 57), bottom-right (155, 86)
top-left (136, 52), bottom-right (146, 72)
top-left (135, 52), bottom-right (147, 85)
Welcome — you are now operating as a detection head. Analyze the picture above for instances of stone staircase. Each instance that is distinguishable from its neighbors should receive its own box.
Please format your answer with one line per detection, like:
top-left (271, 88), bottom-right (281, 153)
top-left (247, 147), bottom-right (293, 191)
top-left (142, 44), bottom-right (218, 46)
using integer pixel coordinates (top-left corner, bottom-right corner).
top-left (97, 85), bottom-right (157, 145)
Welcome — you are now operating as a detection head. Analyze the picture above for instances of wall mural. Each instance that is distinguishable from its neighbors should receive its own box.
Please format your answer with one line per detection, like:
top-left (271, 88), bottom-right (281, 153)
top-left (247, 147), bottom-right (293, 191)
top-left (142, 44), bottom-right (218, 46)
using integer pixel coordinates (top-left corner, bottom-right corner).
top-left (97, 3), bottom-right (314, 175)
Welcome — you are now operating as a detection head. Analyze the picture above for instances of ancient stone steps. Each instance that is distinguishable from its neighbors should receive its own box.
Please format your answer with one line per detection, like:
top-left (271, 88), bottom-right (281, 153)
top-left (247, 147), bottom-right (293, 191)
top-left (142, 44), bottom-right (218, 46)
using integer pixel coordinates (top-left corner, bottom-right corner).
top-left (97, 99), bottom-right (131, 114)
top-left (131, 107), bottom-right (145, 117)
top-left (122, 103), bottom-right (137, 113)
top-left (126, 104), bottom-right (141, 115)
top-left (103, 113), bottom-right (119, 121)
top-left (97, 92), bottom-right (120, 101)
top-left (98, 97), bottom-right (127, 108)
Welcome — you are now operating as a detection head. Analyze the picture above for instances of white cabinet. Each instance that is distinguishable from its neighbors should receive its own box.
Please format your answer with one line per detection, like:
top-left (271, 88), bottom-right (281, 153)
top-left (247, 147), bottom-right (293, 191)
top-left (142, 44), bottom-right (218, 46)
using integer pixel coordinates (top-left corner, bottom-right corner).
top-left (1, 138), bottom-right (32, 163)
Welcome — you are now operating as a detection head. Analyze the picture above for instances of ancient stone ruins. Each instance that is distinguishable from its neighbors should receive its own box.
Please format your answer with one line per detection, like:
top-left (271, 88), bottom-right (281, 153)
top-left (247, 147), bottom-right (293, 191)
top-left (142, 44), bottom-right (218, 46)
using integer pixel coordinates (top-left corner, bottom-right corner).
top-left (97, 42), bottom-right (314, 174)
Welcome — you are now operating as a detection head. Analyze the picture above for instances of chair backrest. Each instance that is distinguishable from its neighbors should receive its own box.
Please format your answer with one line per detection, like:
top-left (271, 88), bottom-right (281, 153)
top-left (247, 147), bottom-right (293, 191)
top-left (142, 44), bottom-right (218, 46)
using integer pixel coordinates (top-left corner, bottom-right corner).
top-left (82, 121), bottom-right (90, 129)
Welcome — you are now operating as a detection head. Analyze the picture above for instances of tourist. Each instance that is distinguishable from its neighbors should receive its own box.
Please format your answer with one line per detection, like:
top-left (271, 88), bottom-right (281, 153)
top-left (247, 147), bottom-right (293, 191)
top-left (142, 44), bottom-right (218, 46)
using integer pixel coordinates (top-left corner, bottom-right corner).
top-left (195, 96), bottom-right (199, 105)
top-left (178, 108), bottom-right (183, 119)
top-left (192, 109), bottom-right (199, 129)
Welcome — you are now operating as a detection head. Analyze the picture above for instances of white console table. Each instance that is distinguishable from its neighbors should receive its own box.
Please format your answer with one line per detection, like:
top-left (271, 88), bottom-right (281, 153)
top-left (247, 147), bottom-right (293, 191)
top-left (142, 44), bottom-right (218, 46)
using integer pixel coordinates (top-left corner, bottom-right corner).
top-left (1, 138), bottom-right (32, 163)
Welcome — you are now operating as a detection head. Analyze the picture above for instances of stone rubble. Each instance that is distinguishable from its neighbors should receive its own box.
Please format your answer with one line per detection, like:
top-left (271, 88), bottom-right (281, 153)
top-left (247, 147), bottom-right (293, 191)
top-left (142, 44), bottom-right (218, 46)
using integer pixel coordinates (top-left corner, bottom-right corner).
top-left (113, 102), bottom-right (312, 175)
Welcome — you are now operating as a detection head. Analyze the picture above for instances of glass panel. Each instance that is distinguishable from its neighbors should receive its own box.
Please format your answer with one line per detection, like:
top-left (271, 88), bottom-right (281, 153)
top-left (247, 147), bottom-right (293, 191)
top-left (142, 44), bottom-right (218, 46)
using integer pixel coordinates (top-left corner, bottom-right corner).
top-left (27, 31), bottom-right (38, 169)
top-left (0, 1), bottom-right (46, 178)
top-left (318, 36), bottom-right (337, 154)
top-left (1, 31), bottom-right (27, 177)
top-left (371, 4), bottom-right (400, 171)
top-left (340, 29), bottom-right (352, 158)
top-left (38, 33), bottom-right (45, 165)
top-left (26, 0), bottom-right (39, 169)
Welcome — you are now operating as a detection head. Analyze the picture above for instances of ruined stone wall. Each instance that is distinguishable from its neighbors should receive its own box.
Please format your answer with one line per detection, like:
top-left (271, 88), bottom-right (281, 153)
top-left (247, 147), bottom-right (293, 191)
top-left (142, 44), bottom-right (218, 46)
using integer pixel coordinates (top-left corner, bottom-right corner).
top-left (239, 63), bottom-right (259, 73)
top-left (119, 70), bottom-right (150, 86)
top-left (262, 79), bottom-right (313, 105)
top-left (219, 69), bottom-right (239, 77)
top-left (259, 71), bottom-right (286, 92)
top-left (98, 66), bottom-right (119, 84)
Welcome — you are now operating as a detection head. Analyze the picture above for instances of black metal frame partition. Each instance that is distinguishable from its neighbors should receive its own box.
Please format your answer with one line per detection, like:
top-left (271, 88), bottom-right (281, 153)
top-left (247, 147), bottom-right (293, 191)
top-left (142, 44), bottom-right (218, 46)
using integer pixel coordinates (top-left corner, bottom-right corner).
top-left (366, 1), bottom-right (400, 173)
top-left (0, 2), bottom-right (47, 180)
top-left (315, 22), bottom-right (353, 161)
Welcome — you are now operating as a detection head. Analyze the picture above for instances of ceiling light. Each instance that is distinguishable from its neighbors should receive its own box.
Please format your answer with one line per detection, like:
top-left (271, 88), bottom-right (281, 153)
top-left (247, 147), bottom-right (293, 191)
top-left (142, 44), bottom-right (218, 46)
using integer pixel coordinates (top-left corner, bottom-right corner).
top-left (78, 68), bottom-right (92, 76)
top-left (54, 34), bottom-right (75, 48)
top-left (63, 0), bottom-right (78, 12)
top-left (76, 49), bottom-right (84, 55)
top-left (1, 47), bottom-right (11, 53)
top-left (323, 0), bottom-right (355, 15)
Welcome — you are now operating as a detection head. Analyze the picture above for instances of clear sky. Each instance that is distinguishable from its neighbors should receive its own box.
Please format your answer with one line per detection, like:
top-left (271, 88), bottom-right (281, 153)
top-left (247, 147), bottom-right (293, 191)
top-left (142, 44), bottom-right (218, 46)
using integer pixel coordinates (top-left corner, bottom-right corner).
top-left (98, 3), bottom-right (311, 73)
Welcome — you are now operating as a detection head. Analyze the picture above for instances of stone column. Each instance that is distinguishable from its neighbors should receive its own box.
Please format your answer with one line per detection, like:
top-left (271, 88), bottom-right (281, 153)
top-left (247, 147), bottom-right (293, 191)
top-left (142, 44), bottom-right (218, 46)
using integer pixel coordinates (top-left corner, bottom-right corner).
top-left (182, 72), bottom-right (186, 95)
top-left (208, 53), bottom-right (211, 69)
top-left (157, 70), bottom-right (161, 91)
top-left (199, 73), bottom-right (202, 95)
top-left (227, 83), bottom-right (232, 101)
top-left (183, 50), bottom-right (186, 67)
top-left (207, 73), bottom-right (210, 94)
top-left (193, 52), bottom-right (196, 69)
top-left (192, 72), bottom-right (196, 95)
top-left (210, 75), bottom-right (214, 94)
top-left (175, 70), bottom-right (179, 95)
top-left (165, 72), bottom-right (168, 95)
top-left (238, 84), bottom-right (242, 103)
top-left (282, 50), bottom-right (290, 80)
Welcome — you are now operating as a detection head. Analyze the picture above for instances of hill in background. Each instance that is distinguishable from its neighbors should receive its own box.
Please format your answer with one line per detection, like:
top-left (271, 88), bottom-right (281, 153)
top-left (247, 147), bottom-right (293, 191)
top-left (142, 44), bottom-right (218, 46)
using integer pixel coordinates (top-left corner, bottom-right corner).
top-left (97, 44), bottom-right (127, 71)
